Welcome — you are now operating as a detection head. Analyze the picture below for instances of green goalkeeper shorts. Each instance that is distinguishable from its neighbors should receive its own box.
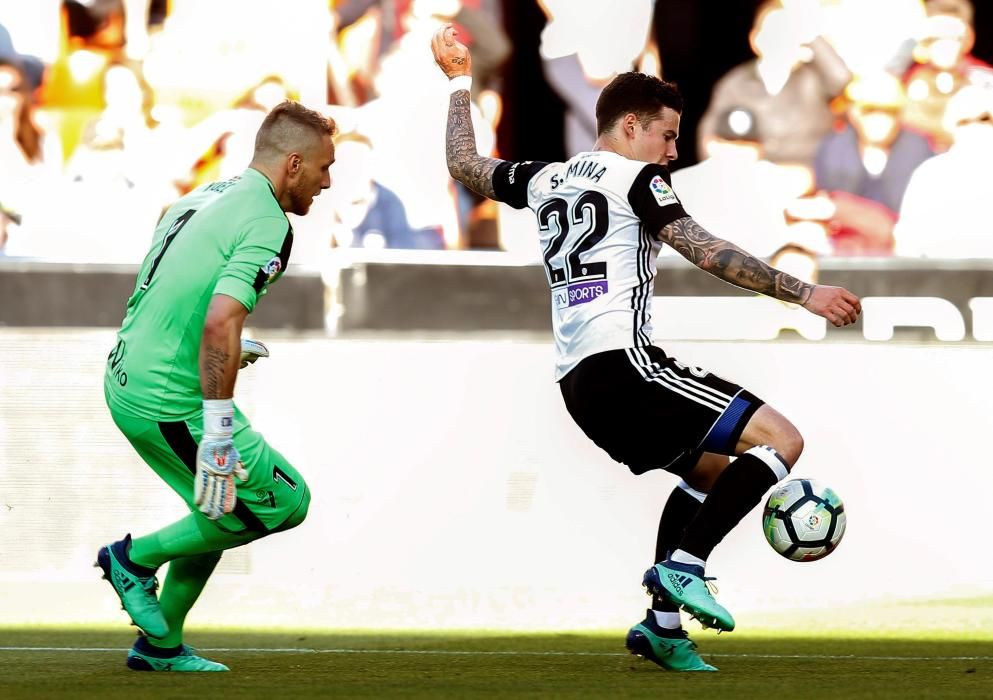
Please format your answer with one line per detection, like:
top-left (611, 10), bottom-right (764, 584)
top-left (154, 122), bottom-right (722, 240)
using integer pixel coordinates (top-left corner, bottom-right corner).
top-left (107, 396), bottom-right (310, 535)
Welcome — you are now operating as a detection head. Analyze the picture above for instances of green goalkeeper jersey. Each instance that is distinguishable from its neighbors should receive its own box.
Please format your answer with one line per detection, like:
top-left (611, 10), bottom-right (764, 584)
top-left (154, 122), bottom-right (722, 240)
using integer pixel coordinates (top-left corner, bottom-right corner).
top-left (105, 168), bottom-right (292, 421)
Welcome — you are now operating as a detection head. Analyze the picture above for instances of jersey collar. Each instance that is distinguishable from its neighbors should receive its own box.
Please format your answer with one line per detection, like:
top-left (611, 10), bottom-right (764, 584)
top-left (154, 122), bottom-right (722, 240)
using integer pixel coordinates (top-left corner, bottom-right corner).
top-left (245, 167), bottom-right (280, 203)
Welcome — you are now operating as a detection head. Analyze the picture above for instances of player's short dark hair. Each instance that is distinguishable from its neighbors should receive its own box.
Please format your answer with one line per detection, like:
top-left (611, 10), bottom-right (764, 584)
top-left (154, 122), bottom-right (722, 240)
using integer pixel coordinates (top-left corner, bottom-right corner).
top-left (254, 101), bottom-right (337, 158)
top-left (595, 72), bottom-right (683, 136)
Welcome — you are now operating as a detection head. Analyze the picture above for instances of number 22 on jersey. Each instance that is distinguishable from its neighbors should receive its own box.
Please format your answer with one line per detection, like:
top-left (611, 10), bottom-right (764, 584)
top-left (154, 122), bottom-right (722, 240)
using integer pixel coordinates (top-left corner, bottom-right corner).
top-left (538, 191), bottom-right (610, 310)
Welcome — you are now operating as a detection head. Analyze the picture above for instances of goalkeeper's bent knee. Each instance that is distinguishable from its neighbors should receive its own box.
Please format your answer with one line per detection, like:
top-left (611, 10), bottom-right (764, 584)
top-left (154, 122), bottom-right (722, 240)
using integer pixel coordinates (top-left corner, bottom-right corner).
top-left (274, 485), bottom-right (311, 532)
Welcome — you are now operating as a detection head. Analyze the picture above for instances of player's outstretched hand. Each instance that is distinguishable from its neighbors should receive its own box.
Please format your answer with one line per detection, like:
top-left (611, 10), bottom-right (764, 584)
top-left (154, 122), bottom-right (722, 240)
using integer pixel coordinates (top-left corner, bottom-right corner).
top-left (431, 24), bottom-right (471, 79)
top-left (803, 285), bottom-right (861, 327)
top-left (239, 338), bottom-right (269, 370)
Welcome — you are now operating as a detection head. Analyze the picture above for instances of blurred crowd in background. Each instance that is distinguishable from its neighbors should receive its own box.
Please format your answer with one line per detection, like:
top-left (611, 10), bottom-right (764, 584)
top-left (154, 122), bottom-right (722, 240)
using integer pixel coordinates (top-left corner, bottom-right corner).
top-left (0, 0), bottom-right (991, 265)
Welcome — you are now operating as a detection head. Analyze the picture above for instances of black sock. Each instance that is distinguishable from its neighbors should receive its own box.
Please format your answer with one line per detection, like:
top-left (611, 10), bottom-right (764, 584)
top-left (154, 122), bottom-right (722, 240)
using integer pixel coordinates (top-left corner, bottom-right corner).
top-left (134, 636), bottom-right (183, 657)
top-left (652, 485), bottom-right (703, 611)
top-left (113, 534), bottom-right (157, 577)
top-left (678, 452), bottom-right (782, 561)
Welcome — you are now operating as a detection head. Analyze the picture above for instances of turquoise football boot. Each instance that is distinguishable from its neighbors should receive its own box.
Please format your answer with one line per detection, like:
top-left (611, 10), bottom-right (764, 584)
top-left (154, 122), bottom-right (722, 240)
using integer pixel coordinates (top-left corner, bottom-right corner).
top-left (643, 559), bottom-right (735, 632)
top-left (626, 611), bottom-right (717, 671)
top-left (95, 534), bottom-right (169, 639)
top-left (127, 638), bottom-right (229, 672)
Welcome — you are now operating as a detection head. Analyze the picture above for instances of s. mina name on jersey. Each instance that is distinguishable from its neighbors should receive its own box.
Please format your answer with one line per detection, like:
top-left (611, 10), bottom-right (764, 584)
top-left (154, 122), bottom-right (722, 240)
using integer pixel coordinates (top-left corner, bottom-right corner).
top-left (506, 157), bottom-right (607, 190)
top-left (549, 158), bottom-right (608, 189)
top-left (493, 151), bottom-right (689, 381)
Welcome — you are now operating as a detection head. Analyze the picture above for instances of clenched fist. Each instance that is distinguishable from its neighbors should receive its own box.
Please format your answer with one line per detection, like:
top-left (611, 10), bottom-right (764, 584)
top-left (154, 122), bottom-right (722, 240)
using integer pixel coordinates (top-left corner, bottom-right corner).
top-left (431, 24), bottom-right (472, 79)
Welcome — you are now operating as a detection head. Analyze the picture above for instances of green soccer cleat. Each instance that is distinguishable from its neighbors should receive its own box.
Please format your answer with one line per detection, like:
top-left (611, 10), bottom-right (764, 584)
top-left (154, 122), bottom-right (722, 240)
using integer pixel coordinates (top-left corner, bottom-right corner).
top-left (126, 639), bottom-right (229, 672)
top-left (626, 611), bottom-right (717, 671)
top-left (643, 559), bottom-right (735, 632)
top-left (95, 535), bottom-right (169, 639)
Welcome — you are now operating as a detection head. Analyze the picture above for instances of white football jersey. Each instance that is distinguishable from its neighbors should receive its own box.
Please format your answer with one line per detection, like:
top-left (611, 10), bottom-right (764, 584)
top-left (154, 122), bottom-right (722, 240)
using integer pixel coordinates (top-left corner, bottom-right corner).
top-left (493, 151), bottom-right (689, 380)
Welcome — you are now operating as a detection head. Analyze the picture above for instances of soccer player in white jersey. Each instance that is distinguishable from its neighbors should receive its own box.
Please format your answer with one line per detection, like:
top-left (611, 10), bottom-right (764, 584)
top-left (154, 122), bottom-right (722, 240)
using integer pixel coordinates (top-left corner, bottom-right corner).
top-left (432, 27), bottom-right (861, 672)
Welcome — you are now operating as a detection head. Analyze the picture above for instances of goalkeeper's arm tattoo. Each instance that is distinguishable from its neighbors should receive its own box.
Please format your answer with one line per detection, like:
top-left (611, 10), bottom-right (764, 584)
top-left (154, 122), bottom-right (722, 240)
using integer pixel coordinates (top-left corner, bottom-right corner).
top-left (445, 89), bottom-right (503, 199)
top-left (201, 346), bottom-right (231, 399)
top-left (660, 216), bottom-right (813, 305)
top-left (200, 294), bottom-right (248, 400)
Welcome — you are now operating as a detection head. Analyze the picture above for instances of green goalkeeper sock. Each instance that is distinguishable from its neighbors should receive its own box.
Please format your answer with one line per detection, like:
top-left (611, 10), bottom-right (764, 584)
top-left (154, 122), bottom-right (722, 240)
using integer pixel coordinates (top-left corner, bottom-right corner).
top-left (128, 512), bottom-right (257, 570)
top-left (149, 551), bottom-right (222, 649)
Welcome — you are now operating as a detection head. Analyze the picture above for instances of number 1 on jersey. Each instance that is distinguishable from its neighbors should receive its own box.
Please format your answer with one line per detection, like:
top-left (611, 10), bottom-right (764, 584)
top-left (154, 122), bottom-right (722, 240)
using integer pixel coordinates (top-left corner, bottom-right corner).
top-left (140, 209), bottom-right (196, 291)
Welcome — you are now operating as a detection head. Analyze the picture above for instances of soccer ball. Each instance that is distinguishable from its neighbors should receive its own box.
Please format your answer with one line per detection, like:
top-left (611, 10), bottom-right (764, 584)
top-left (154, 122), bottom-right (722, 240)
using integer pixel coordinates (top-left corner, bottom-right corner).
top-left (762, 479), bottom-right (846, 562)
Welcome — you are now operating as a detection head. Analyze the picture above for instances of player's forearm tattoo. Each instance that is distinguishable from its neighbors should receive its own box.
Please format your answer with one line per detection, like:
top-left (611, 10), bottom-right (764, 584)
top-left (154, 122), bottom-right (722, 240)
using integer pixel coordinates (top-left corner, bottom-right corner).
top-left (445, 90), bottom-right (500, 199)
top-left (661, 216), bottom-right (813, 305)
top-left (202, 346), bottom-right (230, 399)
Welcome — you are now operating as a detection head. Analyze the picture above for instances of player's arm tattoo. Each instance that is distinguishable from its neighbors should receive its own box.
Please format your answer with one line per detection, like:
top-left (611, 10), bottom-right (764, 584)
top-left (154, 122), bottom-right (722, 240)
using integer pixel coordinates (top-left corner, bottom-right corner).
top-left (199, 294), bottom-right (246, 399)
top-left (445, 89), bottom-right (503, 199)
top-left (660, 216), bottom-right (813, 305)
top-left (201, 346), bottom-right (230, 399)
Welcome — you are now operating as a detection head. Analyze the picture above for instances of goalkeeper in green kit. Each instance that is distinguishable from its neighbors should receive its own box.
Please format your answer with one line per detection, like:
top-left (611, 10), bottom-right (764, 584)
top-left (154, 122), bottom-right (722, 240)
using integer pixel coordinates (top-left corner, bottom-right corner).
top-left (98, 101), bottom-right (335, 672)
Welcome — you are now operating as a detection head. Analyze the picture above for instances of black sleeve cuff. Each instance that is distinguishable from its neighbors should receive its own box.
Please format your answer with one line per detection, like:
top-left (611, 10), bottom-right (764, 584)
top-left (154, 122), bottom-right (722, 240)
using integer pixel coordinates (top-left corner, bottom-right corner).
top-left (492, 160), bottom-right (550, 209)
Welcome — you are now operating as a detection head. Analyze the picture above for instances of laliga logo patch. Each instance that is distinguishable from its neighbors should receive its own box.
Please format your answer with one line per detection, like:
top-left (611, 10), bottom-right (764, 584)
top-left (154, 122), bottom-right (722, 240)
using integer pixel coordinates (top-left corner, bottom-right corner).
top-left (262, 256), bottom-right (282, 283)
top-left (650, 175), bottom-right (677, 207)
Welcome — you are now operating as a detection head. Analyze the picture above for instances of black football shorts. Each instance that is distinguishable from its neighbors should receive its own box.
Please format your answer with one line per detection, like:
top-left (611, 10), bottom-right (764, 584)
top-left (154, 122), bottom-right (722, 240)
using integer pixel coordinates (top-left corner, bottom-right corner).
top-left (559, 345), bottom-right (764, 476)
